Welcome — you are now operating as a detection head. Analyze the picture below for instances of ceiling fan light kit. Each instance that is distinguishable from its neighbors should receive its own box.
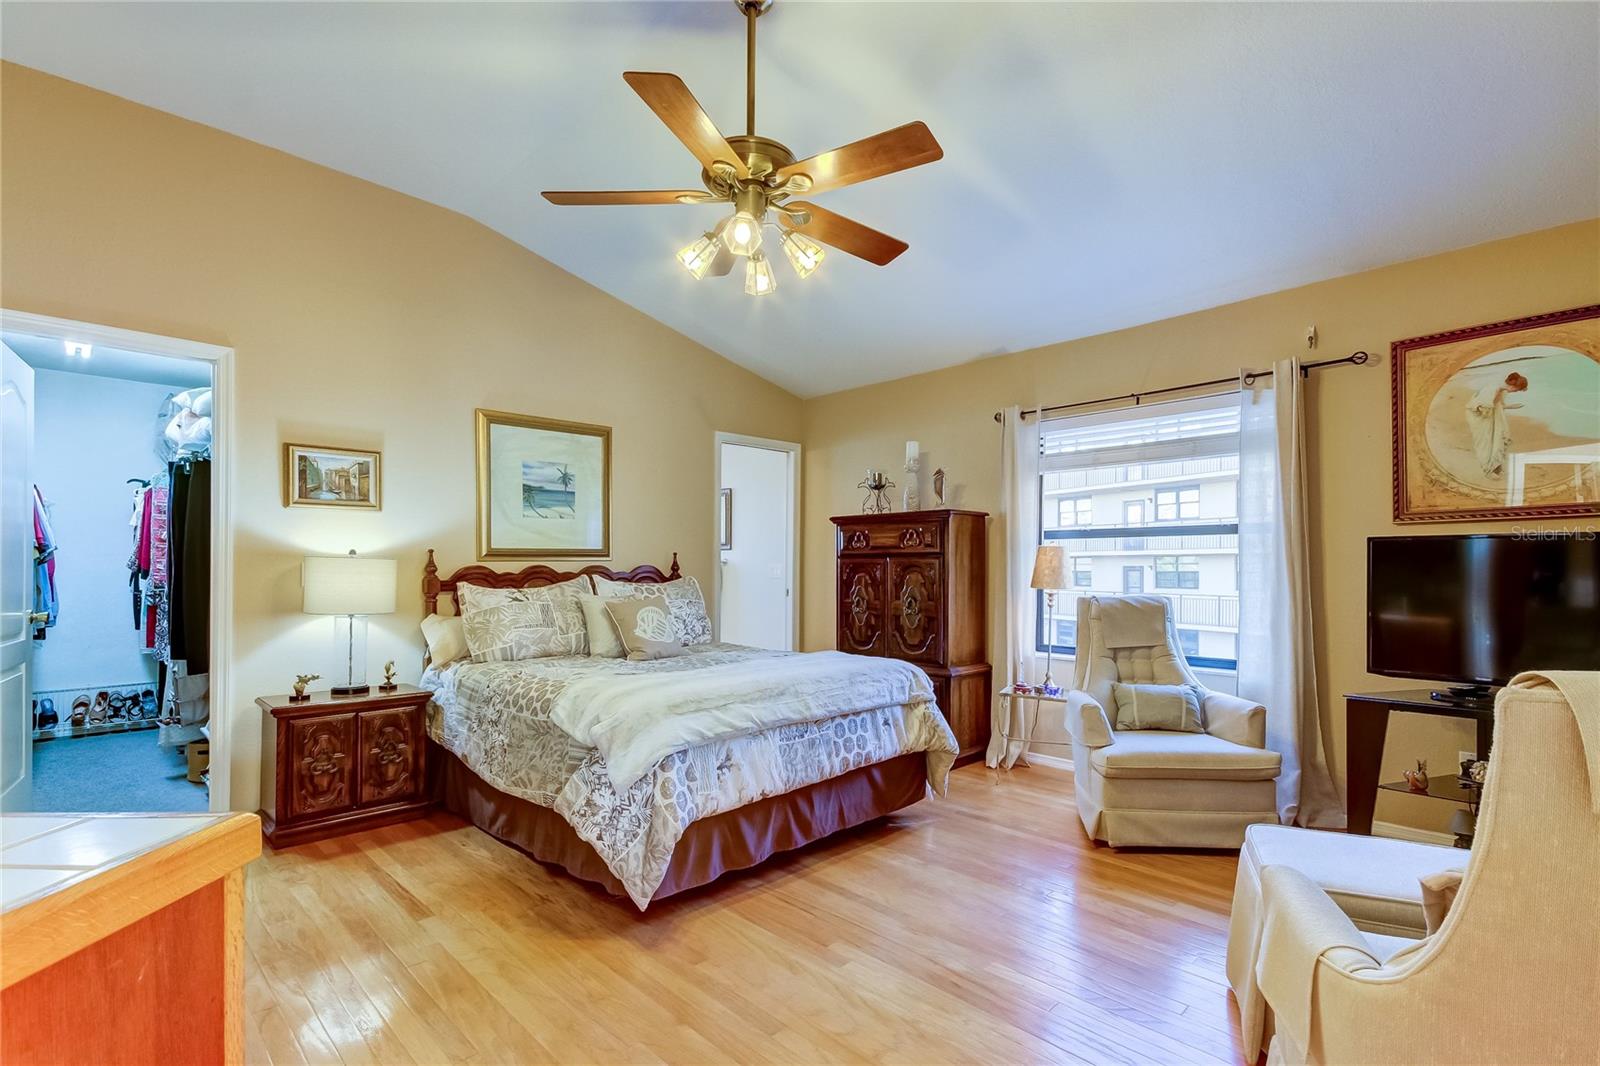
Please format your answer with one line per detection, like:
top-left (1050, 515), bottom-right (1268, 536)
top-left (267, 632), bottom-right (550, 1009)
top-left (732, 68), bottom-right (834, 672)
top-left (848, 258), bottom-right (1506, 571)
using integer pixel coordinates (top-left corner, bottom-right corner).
top-left (542, 0), bottom-right (942, 296)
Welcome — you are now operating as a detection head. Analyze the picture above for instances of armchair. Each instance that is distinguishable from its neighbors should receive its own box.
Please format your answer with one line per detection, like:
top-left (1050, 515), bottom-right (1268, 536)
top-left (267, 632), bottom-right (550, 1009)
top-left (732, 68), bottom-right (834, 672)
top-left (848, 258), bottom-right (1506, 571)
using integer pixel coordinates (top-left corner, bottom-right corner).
top-left (1064, 594), bottom-right (1281, 848)
top-left (1251, 672), bottom-right (1599, 1065)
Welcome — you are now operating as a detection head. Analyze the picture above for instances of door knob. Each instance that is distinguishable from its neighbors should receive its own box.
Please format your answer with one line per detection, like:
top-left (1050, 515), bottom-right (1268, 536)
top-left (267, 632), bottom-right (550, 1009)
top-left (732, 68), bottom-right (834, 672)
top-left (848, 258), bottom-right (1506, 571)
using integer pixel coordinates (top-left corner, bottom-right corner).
top-left (28, 611), bottom-right (50, 625)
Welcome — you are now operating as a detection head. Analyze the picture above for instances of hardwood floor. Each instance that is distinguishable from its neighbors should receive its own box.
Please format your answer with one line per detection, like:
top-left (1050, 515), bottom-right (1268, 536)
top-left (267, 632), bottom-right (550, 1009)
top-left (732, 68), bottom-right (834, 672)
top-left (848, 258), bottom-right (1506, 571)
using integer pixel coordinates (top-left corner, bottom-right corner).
top-left (244, 762), bottom-right (1248, 1065)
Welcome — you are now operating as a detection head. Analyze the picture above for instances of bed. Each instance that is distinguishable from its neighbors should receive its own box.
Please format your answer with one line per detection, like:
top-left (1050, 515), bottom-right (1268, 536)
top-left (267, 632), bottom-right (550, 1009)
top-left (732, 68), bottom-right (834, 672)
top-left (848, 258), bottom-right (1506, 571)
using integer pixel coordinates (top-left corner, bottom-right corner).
top-left (419, 551), bottom-right (958, 908)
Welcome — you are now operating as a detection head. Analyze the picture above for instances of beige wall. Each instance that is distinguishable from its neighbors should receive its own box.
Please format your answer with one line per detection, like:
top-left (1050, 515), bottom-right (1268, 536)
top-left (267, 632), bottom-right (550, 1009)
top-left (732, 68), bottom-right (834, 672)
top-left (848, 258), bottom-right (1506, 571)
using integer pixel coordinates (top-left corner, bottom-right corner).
top-left (801, 218), bottom-right (1599, 835)
top-left (0, 64), bottom-right (803, 812)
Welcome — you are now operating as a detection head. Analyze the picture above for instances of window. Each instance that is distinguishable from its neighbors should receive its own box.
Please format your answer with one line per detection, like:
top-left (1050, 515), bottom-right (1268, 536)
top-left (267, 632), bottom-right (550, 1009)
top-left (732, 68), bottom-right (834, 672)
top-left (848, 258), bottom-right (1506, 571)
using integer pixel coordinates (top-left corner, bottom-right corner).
top-left (1156, 486), bottom-right (1201, 522)
top-left (1058, 495), bottom-right (1092, 527)
top-left (1036, 393), bottom-right (1241, 671)
top-left (1155, 555), bottom-right (1200, 589)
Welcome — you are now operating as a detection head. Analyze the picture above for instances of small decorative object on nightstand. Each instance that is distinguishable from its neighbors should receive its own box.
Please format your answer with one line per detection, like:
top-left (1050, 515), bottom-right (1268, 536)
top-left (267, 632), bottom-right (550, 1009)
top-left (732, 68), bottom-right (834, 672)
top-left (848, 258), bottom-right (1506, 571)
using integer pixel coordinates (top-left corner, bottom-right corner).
top-left (1403, 759), bottom-right (1430, 793)
top-left (289, 673), bottom-right (319, 702)
top-left (257, 684), bottom-right (431, 847)
top-left (378, 660), bottom-right (398, 692)
top-left (902, 441), bottom-right (921, 511)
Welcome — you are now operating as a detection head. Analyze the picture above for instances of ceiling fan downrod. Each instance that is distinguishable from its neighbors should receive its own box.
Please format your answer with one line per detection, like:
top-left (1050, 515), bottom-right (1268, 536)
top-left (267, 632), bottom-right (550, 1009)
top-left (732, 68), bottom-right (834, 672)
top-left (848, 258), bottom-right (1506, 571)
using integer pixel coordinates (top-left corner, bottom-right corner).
top-left (739, 0), bottom-right (771, 138)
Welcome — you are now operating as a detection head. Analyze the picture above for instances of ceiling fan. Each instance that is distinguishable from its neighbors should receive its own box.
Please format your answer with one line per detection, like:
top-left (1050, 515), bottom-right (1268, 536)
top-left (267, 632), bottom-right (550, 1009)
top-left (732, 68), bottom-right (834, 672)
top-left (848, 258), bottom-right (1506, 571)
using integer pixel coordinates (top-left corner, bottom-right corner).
top-left (542, 0), bottom-right (943, 296)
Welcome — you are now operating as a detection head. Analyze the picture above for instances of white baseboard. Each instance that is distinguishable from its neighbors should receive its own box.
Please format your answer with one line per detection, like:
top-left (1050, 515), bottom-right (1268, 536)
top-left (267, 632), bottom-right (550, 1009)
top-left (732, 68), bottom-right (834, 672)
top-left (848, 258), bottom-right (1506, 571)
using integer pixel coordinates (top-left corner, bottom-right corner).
top-left (1021, 749), bottom-right (1075, 772)
top-left (1371, 820), bottom-right (1456, 847)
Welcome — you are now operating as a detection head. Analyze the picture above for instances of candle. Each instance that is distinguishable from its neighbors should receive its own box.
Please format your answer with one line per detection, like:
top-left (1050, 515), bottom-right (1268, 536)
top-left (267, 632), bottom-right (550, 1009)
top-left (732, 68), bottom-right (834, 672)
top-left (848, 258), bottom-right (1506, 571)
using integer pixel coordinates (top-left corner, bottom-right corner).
top-left (905, 440), bottom-right (920, 466)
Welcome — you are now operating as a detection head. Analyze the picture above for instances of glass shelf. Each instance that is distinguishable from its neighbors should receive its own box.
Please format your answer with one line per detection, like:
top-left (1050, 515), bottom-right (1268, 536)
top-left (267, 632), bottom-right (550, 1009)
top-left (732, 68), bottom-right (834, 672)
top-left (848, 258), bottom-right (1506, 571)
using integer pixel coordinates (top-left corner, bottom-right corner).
top-left (1378, 777), bottom-right (1480, 804)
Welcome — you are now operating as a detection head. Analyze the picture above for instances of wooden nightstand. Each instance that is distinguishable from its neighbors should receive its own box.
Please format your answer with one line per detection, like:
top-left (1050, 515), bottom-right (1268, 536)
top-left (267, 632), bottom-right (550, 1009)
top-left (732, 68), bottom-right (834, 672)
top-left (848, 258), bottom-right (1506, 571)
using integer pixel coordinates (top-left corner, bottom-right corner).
top-left (257, 684), bottom-right (432, 848)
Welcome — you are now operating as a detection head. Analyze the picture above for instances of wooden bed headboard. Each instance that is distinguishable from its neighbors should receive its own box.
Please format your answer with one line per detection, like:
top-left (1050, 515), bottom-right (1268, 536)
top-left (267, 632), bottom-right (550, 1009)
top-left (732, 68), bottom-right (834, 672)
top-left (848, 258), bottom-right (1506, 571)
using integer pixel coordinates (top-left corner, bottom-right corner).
top-left (422, 548), bottom-right (681, 616)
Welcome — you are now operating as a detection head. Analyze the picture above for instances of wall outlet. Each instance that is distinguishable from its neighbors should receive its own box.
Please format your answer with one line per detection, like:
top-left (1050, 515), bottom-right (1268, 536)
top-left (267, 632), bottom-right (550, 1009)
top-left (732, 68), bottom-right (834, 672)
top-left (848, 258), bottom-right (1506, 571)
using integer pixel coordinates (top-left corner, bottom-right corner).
top-left (1458, 750), bottom-right (1478, 768)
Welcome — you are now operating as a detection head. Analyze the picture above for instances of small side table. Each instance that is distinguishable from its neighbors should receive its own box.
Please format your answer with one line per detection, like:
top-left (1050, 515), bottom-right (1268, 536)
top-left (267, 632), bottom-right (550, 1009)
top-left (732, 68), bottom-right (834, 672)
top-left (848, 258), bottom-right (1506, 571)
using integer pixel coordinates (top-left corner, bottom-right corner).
top-left (257, 684), bottom-right (432, 848)
top-left (996, 685), bottom-right (1070, 755)
top-left (1345, 689), bottom-right (1494, 838)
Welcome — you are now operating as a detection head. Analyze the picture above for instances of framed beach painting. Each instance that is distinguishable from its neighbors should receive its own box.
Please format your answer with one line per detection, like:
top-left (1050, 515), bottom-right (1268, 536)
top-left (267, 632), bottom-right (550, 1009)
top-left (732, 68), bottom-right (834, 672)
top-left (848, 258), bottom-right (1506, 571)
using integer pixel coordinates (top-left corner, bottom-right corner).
top-left (475, 409), bottom-right (611, 558)
top-left (283, 443), bottom-right (381, 509)
top-left (1391, 305), bottom-right (1600, 522)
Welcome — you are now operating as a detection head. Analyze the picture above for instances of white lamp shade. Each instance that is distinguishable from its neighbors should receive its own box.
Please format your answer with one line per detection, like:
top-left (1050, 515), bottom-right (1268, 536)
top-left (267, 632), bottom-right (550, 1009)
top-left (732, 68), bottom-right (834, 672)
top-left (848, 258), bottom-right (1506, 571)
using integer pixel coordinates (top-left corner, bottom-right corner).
top-left (1029, 545), bottom-right (1066, 590)
top-left (302, 555), bottom-right (397, 615)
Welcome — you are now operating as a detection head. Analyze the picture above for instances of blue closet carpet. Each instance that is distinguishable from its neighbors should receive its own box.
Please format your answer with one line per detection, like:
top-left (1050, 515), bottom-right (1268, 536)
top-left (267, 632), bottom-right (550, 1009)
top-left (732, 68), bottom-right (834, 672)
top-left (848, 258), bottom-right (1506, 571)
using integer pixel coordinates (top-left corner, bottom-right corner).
top-left (31, 730), bottom-right (208, 812)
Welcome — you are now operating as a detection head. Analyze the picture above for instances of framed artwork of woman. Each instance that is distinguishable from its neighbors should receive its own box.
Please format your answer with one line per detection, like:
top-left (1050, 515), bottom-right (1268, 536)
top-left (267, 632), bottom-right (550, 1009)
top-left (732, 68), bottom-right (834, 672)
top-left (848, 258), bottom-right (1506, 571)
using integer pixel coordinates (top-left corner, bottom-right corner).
top-left (1391, 305), bottom-right (1599, 522)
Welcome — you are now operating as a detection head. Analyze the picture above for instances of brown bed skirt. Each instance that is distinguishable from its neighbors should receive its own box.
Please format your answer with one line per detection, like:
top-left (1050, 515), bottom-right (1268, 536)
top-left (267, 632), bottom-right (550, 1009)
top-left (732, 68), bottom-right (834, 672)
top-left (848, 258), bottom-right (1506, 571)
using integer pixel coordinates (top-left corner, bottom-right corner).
top-left (431, 745), bottom-right (929, 903)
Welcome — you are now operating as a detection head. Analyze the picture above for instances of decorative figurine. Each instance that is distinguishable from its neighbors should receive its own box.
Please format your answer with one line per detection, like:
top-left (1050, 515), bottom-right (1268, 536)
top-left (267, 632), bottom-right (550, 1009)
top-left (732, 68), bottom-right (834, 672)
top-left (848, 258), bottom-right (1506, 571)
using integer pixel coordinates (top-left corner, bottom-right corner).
top-left (933, 467), bottom-right (947, 508)
top-left (857, 469), bottom-right (896, 514)
top-left (379, 660), bottom-right (398, 692)
top-left (1402, 759), bottom-right (1430, 793)
top-left (1468, 759), bottom-right (1488, 785)
top-left (903, 441), bottom-right (921, 512)
top-left (289, 673), bottom-right (320, 703)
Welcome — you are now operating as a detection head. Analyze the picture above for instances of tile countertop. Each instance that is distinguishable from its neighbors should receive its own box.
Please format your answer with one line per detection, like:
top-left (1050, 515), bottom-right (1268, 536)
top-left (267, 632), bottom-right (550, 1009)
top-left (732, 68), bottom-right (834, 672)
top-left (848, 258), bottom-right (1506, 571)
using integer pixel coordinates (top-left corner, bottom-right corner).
top-left (0, 813), bottom-right (233, 912)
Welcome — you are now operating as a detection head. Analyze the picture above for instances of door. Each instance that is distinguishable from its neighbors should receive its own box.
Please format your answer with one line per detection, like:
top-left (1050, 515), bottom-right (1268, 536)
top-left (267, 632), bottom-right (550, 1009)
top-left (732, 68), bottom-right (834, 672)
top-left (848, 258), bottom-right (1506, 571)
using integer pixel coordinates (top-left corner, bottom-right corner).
top-left (1, 344), bottom-right (35, 811)
top-left (886, 557), bottom-right (943, 665)
top-left (717, 439), bottom-right (795, 649)
top-left (1123, 566), bottom-right (1144, 594)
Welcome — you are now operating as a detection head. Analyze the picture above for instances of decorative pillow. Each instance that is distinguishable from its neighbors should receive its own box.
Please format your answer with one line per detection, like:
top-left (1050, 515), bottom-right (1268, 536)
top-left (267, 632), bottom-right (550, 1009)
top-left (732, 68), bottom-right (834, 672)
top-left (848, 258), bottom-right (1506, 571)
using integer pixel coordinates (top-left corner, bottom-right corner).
top-left (458, 578), bottom-right (588, 662)
top-left (420, 613), bottom-right (468, 666)
top-left (1420, 869), bottom-right (1465, 935)
top-left (578, 593), bottom-right (625, 659)
top-left (1110, 682), bottom-right (1206, 732)
top-left (592, 574), bottom-right (713, 646)
top-left (603, 597), bottom-right (687, 661)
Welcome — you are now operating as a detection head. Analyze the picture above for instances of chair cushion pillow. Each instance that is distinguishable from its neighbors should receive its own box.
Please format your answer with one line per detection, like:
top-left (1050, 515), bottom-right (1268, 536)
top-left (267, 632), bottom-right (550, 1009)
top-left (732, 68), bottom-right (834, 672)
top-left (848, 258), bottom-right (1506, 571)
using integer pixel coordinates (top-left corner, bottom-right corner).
top-left (1090, 731), bottom-right (1281, 780)
top-left (1111, 682), bottom-right (1206, 732)
top-left (604, 597), bottom-right (688, 661)
top-left (1420, 868), bottom-right (1466, 934)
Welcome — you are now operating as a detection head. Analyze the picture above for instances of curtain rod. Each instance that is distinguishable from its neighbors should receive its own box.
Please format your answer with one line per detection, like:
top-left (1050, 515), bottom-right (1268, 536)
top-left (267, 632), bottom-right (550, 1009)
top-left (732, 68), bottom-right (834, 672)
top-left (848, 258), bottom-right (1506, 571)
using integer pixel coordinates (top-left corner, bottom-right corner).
top-left (991, 351), bottom-right (1370, 423)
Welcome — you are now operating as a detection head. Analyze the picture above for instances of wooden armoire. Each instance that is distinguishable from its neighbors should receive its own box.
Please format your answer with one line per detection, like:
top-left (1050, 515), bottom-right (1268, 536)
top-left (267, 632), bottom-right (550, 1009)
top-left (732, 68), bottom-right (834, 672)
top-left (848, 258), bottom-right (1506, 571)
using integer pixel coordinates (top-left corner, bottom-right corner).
top-left (830, 509), bottom-right (990, 764)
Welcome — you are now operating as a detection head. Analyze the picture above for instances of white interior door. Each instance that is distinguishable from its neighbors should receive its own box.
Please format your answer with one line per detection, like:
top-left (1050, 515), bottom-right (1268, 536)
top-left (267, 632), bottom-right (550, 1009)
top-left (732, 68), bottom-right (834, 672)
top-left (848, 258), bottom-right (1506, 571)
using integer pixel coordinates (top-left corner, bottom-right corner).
top-left (1, 343), bottom-right (36, 811)
top-left (718, 440), bottom-right (794, 650)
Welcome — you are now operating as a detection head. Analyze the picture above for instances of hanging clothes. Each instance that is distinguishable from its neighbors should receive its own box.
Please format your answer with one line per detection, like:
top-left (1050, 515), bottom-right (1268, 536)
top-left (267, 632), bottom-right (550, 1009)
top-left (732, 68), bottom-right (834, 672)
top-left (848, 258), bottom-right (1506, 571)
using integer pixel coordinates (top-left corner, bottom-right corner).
top-left (167, 458), bottom-right (209, 674)
top-left (31, 486), bottom-right (58, 638)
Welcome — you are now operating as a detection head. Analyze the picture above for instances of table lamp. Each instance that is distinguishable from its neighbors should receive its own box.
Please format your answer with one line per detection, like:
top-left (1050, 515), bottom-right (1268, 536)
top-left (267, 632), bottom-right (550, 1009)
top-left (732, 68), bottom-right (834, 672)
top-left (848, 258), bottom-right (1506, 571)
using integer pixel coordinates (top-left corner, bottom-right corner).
top-left (1031, 544), bottom-right (1066, 695)
top-left (302, 550), bottom-right (397, 696)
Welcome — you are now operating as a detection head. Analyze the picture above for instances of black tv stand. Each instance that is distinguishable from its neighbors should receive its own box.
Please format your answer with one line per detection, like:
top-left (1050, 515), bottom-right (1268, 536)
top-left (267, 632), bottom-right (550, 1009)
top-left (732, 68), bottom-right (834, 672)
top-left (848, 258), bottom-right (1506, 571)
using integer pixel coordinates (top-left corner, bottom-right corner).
top-left (1430, 684), bottom-right (1496, 706)
top-left (1345, 689), bottom-right (1495, 836)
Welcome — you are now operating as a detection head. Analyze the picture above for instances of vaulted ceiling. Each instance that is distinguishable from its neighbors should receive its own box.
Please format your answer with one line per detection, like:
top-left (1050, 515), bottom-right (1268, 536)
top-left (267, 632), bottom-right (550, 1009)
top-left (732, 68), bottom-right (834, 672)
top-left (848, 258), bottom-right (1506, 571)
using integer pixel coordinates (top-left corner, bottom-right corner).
top-left (3, 2), bottom-right (1596, 396)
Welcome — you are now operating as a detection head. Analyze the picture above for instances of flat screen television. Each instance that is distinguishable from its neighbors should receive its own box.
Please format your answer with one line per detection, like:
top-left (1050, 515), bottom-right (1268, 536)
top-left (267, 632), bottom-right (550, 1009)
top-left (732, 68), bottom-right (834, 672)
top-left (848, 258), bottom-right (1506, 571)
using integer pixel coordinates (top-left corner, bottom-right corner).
top-left (1367, 534), bottom-right (1599, 695)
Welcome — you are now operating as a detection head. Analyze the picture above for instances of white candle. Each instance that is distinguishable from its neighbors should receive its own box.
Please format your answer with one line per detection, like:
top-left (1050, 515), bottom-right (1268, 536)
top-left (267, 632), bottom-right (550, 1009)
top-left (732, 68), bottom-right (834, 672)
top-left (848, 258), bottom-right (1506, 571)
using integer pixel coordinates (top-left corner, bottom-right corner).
top-left (905, 440), bottom-right (920, 465)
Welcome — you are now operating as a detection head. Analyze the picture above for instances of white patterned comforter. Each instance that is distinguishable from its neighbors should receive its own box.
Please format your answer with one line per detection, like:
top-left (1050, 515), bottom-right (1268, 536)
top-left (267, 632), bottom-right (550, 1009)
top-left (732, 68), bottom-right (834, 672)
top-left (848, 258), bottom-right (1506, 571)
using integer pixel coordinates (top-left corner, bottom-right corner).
top-left (421, 644), bottom-right (957, 908)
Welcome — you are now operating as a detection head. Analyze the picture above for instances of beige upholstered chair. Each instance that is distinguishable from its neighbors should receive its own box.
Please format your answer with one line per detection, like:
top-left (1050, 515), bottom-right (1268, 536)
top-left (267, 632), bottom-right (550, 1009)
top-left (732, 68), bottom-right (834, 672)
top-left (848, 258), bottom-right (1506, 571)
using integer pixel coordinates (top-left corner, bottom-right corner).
top-left (1064, 594), bottom-right (1281, 848)
top-left (1251, 672), bottom-right (1600, 1065)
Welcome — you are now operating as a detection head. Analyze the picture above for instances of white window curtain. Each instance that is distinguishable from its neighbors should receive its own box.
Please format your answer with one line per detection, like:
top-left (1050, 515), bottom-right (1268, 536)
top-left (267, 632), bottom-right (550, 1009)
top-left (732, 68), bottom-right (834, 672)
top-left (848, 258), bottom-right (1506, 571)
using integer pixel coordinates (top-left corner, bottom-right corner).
top-left (986, 406), bottom-right (1040, 769)
top-left (1237, 358), bottom-right (1344, 827)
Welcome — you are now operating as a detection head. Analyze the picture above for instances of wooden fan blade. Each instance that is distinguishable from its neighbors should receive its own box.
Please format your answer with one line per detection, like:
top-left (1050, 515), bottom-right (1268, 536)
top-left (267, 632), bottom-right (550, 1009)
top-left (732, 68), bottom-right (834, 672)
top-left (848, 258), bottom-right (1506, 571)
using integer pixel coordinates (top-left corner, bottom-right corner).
top-left (622, 72), bottom-right (750, 179)
top-left (782, 203), bottom-right (908, 266)
top-left (774, 121), bottom-right (942, 195)
top-left (542, 190), bottom-right (706, 205)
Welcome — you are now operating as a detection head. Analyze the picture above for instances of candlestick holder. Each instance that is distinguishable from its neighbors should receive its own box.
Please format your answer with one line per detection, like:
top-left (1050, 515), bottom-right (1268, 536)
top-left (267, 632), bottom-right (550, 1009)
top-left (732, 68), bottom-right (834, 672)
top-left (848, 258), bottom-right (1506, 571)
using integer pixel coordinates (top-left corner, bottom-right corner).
top-left (903, 455), bottom-right (921, 511)
top-left (857, 469), bottom-right (896, 514)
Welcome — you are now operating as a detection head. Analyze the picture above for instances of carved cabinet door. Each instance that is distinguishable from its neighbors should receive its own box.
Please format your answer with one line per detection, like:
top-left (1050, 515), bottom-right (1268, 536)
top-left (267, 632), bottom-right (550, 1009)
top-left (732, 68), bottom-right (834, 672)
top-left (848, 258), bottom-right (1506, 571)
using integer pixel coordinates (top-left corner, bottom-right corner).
top-left (838, 558), bottom-right (887, 656)
top-left (287, 713), bottom-right (356, 820)
top-left (358, 708), bottom-right (422, 806)
top-left (887, 558), bottom-right (944, 665)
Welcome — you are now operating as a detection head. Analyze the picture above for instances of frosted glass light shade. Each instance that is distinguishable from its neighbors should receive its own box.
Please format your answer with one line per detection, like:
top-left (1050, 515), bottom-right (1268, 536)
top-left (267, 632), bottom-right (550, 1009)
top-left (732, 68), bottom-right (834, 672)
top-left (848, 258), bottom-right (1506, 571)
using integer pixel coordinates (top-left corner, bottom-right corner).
top-left (302, 554), bottom-right (397, 615)
top-left (676, 232), bottom-right (719, 279)
top-left (719, 211), bottom-right (763, 256)
top-left (780, 229), bottom-right (826, 278)
top-left (744, 252), bottom-right (777, 296)
top-left (1030, 545), bottom-right (1066, 590)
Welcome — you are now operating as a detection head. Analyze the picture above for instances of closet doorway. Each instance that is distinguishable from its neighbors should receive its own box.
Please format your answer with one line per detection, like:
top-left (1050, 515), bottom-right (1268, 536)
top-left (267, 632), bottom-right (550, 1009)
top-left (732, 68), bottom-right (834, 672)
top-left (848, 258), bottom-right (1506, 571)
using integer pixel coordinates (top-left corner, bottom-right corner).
top-left (0, 311), bottom-right (233, 814)
top-left (714, 433), bottom-right (799, 651)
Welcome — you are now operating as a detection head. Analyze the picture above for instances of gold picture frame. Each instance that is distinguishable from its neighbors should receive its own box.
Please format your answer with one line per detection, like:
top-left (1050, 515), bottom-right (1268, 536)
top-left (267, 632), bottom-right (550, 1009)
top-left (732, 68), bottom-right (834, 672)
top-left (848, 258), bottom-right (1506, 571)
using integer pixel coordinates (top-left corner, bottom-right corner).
top-left (282, 443), bottom-right (381, 509)
top-left (1391, 305), bottom-right (1600, 522)
top-left (475, 409), bottom-right (612, 559)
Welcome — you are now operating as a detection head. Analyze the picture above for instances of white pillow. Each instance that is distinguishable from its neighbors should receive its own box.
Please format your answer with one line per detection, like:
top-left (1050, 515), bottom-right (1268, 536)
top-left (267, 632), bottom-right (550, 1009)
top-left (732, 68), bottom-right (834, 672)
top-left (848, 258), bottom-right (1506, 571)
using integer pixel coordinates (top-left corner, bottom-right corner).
top-left (592, 574), bottom-right (713, 646)
top-left (420, 613), bottom-right (468, 666)
top-left (458, 578), bottom-right (589, 662)
top-left (578, 593), bottom-right (625, 658)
